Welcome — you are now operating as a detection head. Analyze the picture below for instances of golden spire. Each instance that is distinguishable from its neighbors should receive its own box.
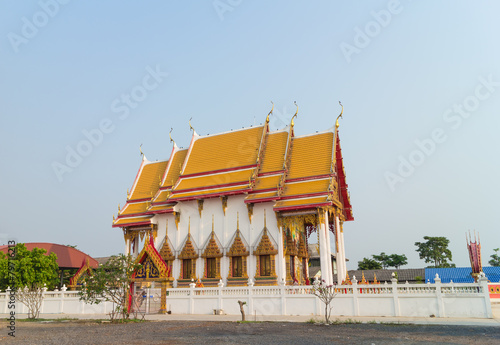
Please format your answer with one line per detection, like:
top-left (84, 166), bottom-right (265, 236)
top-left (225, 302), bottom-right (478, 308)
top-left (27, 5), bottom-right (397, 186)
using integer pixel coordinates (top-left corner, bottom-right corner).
top-left (113, 214), bottom-right (115, 221)
top-left (237, 212), bottom-right (239, 229)
top-left (188, 217), bottom-right (191, 235)
top-left (212, 214), bottom-right (215, 234)
top-left (126, 189), bottom-right (130, 198)
top-left (118, 204), bottom-right (121, 212)
top-left (169, 127), bottom-right (175, 146)
top-left (266, 101), bottom-right (274, 124)
top-left (336, 101), bottom-right (343, 129)
top-left (264, 209), bottom-right (267, 228)
top-left (291, 101), bottom-right (298, 127)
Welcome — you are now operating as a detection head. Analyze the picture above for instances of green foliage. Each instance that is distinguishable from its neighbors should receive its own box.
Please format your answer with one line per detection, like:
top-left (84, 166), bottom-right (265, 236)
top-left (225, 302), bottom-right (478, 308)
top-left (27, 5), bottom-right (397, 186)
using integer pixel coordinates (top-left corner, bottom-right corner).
top-left (79, 254), bottom-right (141, 321)
top-left (357, 257), bottom-right (382, 270)
top-left (414, 236), bottom-right (455, 268)
top-left (386, 254), bottom-right (408, 269)
top-left (371, 252), bottom-right (408, 269)
top-left (372, 252), bottom-right (389, 269)
top-left (0, 243), bottom-right (59, 290)
top-left (489, 248), bottom-right (500, 267)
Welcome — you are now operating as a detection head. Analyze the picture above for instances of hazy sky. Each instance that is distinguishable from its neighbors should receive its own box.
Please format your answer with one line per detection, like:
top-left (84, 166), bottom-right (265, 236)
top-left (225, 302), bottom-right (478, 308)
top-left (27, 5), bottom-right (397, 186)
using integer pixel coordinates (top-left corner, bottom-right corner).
top-left (1, 1), bottom-right (499, 270)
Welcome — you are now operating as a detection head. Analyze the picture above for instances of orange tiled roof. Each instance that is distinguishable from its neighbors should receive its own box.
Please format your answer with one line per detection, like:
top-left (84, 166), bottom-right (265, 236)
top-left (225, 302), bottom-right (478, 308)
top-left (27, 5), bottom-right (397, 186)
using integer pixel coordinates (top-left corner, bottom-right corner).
top-left (174, 168), bottom-right (253, 192)
top-left (182, 126), bottom-right (263, 176)
top-left (273, 196), bottom-right (330, 211)
top-left (161, 149), bottom-right (188, 188)
top-left (287, 132), bottom-right (333, 180)
top-left (146, 204), bottom-right (175, 214)
top-left (129, 160), bottom-right (168, 200)
top-left (170, 184), bottom-right (249, 201)
top-left (245, 191), bottom-right (278, 202)
top-left (119, 202), bottom-right (150, 216)
top-left (259, 131), bottom-right (288, 173)
top-left (281, 179), bottom-right (330, 198)
top-left (113, 216), bottom-right (152, 227)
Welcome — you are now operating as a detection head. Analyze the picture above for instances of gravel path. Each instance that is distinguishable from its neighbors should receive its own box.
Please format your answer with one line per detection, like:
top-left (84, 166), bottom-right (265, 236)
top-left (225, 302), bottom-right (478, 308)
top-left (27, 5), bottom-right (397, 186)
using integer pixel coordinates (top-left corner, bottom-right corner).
top-left (2, 320), bottom-right (500, 345)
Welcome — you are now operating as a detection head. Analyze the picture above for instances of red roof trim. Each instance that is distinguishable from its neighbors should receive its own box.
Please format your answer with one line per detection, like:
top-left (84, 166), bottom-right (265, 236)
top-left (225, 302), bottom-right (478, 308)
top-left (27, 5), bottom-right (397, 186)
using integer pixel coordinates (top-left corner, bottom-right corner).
top-left (179, 164), bottom-right (257, 179)
top-left (247, 187), bottom-right (277, 194)
top-left (244, 196), bottom-right (278, 204)
top-left (280, 192), bottom-right (328, 200)
top-left (126, 197), bottom-right (152, 203)
top-left (335, 133), bottom-right (354, 221)
top-left (112, 220), bottom-right (151, 228)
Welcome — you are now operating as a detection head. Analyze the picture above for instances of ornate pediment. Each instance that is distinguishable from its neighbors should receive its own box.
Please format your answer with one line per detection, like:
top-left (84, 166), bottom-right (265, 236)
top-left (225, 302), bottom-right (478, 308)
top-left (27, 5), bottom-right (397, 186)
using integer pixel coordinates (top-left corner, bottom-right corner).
top-left (254, 228), bottom-right (278, 255)
top-left (178, 233), bottom-right (199, 259)
top-left (201, 231), bottom-right (223, 258)
top-left (227, 229), bottom-right (250, 257)
top-left (159, 236), bottom-right (175, 261)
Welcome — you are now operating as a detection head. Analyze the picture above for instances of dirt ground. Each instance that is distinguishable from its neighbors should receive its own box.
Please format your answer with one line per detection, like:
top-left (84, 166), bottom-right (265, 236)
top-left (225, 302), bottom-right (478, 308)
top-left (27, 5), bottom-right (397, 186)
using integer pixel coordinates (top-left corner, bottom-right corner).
top-left (1, 320), bottom-right (500, 345)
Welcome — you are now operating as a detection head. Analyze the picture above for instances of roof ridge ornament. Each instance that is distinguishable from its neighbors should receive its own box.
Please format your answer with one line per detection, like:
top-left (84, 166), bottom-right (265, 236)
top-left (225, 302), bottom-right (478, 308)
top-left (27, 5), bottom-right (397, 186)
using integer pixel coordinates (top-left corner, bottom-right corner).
top-left (291, 101), bottom-right (298, 127)
top-left (336, 101), bottom-right (343, 129)
top-left (266, 101), bottom-right (274, 124)
top-left (169, 127), bottom-right (176, 147)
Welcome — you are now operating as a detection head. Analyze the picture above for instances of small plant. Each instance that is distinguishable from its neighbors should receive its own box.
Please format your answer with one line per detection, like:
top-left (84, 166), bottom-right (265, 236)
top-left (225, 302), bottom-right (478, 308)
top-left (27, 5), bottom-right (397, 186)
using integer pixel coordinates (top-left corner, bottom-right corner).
top-left (311, 279), bottom-right (337, 324)
top-left (306, 317), bottom-right (318, 324)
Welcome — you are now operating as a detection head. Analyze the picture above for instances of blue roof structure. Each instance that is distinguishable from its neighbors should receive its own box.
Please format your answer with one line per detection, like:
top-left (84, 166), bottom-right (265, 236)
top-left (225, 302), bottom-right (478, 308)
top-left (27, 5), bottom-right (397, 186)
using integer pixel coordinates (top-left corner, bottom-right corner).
top-left (425, 267), bottom-right (500, 283)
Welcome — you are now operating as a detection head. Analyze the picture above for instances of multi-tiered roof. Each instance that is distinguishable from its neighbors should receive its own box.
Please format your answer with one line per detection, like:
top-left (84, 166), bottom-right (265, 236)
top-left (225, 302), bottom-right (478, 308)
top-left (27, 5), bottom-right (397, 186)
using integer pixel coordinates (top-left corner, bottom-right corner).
top-left (113, 111), bottom-right (353, 228)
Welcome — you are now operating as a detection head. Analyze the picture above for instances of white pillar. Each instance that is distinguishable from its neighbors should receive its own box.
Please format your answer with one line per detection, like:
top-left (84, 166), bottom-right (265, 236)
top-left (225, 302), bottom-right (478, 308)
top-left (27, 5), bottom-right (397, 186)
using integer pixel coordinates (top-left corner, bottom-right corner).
top-left (124, 237), bottom-right (130, 256)
top-left (335, 216), bottom-right (347, 285)
top-left (324, 210), bottom-right (333, 285)
top-left (318, 213), bottom-right (330, 285)
top-left (277, 224), bottom-right (285, 284)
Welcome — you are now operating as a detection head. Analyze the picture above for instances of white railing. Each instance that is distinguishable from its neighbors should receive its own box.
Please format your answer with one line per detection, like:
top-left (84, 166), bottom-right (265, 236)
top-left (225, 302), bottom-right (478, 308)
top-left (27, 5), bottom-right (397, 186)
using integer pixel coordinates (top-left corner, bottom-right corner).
top-left (0, 275), bottom-right (493, 318)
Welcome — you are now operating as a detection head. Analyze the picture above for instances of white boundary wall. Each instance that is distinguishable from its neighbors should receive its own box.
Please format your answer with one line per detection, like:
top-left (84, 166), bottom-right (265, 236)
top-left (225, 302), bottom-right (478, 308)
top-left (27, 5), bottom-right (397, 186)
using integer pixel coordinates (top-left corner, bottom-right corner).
top-left (0, 277), bottom-right (492, 318)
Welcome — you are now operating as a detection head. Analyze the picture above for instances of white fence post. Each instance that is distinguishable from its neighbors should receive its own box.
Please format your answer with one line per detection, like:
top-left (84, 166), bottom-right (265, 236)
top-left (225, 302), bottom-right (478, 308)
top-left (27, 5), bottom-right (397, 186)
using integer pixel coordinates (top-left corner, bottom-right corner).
top-left (434, 274), bottom-right (445, 317)
top-left (352, 275), bottom-right (359, 316)
top-left (479, 275), bottom-right (493, 318)
top-left (279, 279), bottom-right (286, 315)
top-left (391, 277), bottom-right (400, 317)
top-left (189, 282), bottom-right (196, 315)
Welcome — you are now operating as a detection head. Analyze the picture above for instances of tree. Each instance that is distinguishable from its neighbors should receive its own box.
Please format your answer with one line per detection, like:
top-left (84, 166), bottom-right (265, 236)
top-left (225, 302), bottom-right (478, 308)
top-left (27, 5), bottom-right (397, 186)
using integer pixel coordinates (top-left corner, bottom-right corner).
top-left (386, 254), bottom-right (408, 269)
top-left (372, 252), bottom-right (390, 269)
top-left (357, 257), bottom-right (382, 270)
top-left (79, 254), bottom-right (140, 321)
top-left (415, 236), bottom-right (455, 268)
top-left (489, 248), bottom-right (500, 267)
top-left (311, 279), bottom-right (337, 324)
top-left (0, 243), bottom-right (59, 319)
top-left (0, 243), bottom-right (59, 290)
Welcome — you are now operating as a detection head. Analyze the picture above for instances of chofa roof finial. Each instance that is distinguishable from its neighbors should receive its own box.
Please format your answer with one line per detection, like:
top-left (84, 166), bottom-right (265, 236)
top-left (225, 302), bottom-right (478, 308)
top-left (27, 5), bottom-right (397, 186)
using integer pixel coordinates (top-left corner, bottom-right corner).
top-left (291, 101), bottom-right (298, 127)
top-left (336, 101), bottom-right (343, 129)
top-left (266, 101), bottom-right (274, 124)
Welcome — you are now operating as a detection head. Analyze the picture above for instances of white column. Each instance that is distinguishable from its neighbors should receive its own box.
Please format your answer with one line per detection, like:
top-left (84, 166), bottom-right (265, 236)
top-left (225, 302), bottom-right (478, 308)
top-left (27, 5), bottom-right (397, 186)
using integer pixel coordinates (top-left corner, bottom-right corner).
top-left (124, 237), bottom-right (130, 256)
top-left (318, 213), bottom-right (330, 285)
top-left (277, 224), bottom-right (285, 284)
top-left (324, 210), bottom-right (333, 285)
top-left (335, 216), bottom-right (347, 285)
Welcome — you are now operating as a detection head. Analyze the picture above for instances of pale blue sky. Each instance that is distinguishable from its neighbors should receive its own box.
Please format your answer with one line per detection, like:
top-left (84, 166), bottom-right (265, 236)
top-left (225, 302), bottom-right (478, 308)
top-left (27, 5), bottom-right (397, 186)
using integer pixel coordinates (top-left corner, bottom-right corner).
top-left (1, 1), bottom-right (499, 270)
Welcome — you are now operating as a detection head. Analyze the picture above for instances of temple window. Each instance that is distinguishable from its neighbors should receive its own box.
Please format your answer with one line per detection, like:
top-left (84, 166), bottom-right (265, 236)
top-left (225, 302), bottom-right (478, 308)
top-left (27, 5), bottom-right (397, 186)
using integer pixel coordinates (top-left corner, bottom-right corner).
top-left (201, 221), bottom-right (223, 286)
top-left (260, 255), bottom-right (271, 276)
top-left (182, 259), bottom-right (192, 279)
top-left (232, 256), bottom-right (243, 277)
top-left (206, 258), bottom-right (217, 278)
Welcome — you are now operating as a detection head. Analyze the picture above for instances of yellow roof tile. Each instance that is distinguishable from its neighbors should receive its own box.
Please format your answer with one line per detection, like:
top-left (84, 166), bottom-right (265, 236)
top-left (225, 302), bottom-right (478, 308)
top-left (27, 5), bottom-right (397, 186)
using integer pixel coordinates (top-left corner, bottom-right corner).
top-left (245, 191), bottom-right (277, 202)
top-left (253, 175), bottom-right (281, 191)
top-left (162, 149), bottom-right (188, 188)
top-left (152, 190), bottom-right (171, 203)
top-left (182, 126), bottom-right (263, 176)
top-left (174, 169), bottom-right (253, 191)
top-left (147, 204), bottom-right (175, 213)
top-left (274, 196), bottom-right (330, 210)
top-left (130, 160), bottom-right (168, 200)
top-left (119, 202), bottom-right (149, 216)
top-left (282, 179), bottom-right (330, 197)
top-left (113, 216), bottom-right (152, 227)
top-left (260, 131), bottom-right (288, 173)
top-left (287, 132), bottom-right (333, 180)
top-left (170, 184), bottom-right (248, 200)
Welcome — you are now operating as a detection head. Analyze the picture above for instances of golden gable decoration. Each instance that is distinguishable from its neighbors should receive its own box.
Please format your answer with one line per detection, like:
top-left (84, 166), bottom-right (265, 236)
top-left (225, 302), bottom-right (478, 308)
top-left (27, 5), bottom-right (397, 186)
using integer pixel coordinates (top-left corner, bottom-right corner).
top-left (297, 233), bottom-right (308, 258)
top-left (159, 236), bottom-right (175, 261)
top-left (178, 234), bottom-right (198, 259)
top-left (201, 231), bottom-right (223, 258)
top-left (228, 229), bottom-right (249, 257)
top-left (254, 228), bottom-right (278, 255)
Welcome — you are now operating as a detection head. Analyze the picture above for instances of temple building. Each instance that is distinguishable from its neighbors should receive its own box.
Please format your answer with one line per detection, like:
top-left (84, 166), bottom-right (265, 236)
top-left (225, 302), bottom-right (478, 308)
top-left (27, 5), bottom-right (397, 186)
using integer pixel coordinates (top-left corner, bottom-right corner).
top-left (112, 105), bottom-right (353, 289)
